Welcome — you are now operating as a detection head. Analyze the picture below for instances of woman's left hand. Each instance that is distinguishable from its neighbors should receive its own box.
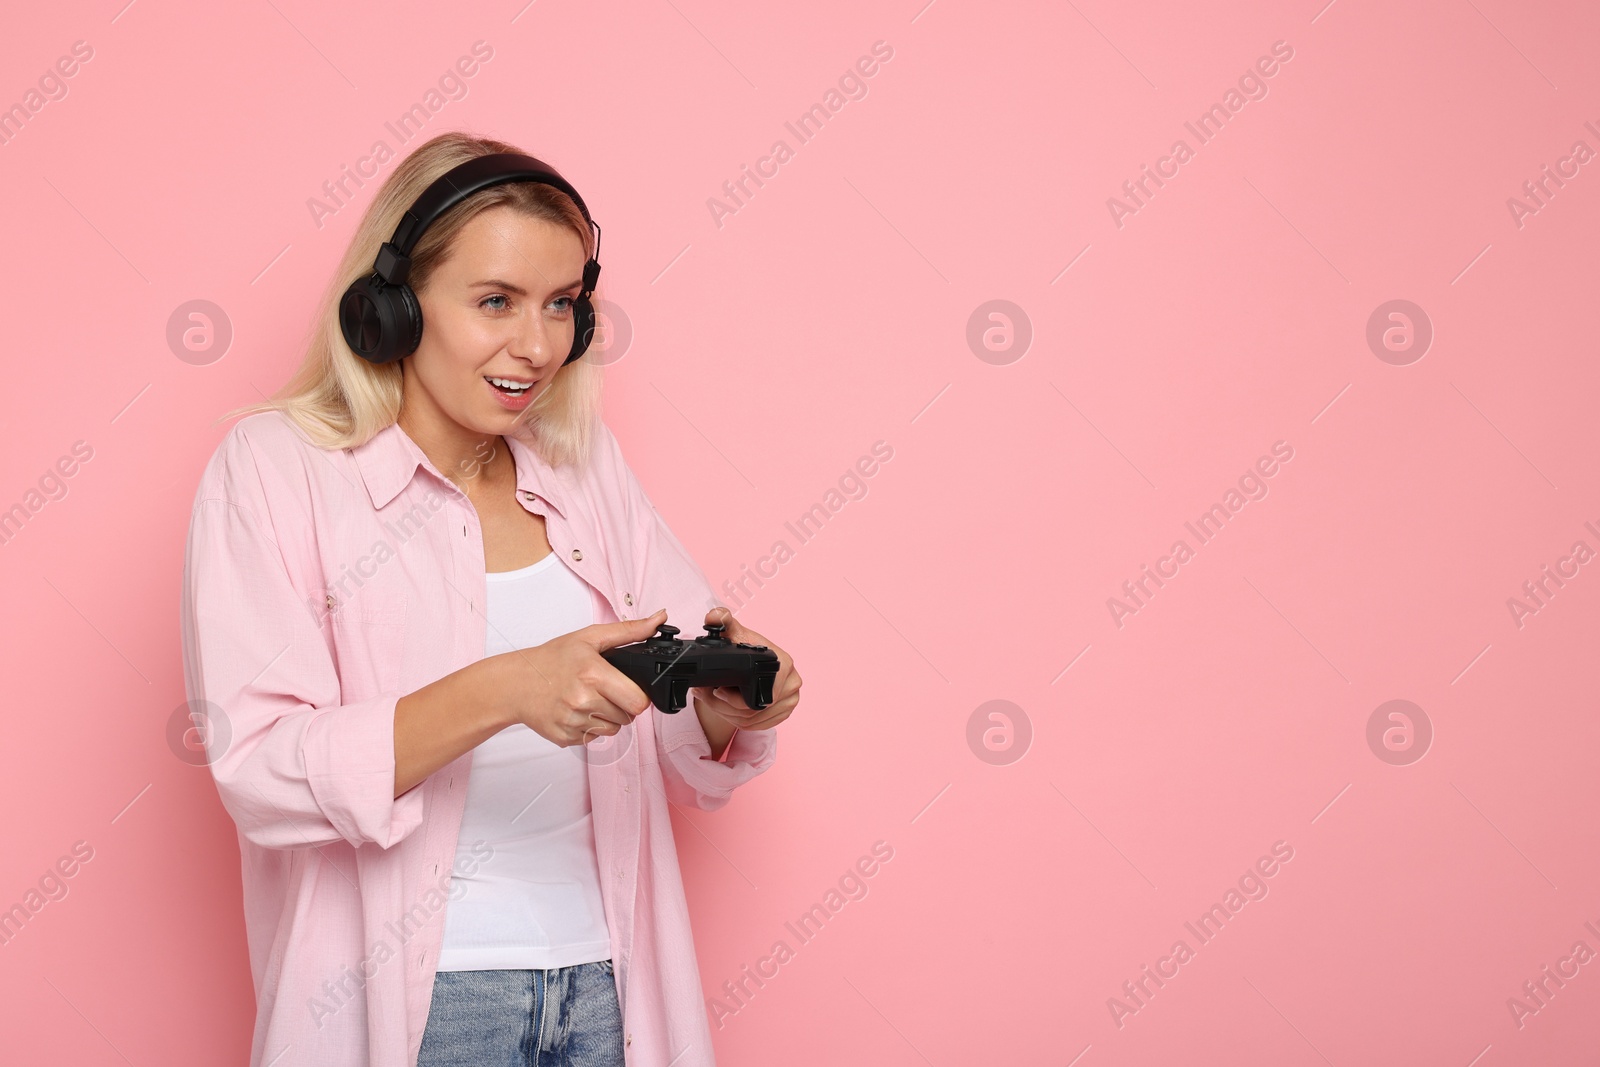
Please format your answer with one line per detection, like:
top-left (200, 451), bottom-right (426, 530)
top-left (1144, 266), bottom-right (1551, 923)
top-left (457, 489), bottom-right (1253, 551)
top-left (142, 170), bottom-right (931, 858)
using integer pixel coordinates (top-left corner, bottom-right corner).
top-left (689, 607), bottom-right (801, 731)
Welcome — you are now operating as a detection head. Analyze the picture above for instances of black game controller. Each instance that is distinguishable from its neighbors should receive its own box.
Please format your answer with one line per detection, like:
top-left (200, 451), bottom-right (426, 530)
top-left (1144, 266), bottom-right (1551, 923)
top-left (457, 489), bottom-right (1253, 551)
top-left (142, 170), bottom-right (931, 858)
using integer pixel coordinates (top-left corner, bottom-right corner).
top-left (602, 622), bottom-right (780, 714)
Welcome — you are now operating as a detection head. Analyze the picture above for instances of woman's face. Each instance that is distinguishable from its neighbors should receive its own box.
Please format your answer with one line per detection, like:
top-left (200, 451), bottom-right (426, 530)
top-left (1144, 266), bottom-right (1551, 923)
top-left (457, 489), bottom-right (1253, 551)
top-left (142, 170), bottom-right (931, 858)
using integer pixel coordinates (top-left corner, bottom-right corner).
top-left (406, 204), bottom-right (587, 434)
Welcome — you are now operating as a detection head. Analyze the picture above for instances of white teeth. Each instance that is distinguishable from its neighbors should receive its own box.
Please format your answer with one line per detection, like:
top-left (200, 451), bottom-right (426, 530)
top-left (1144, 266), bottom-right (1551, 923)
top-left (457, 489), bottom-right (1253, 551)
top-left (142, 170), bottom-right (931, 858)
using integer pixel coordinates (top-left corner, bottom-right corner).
top-left (487, 377), bottom-right (531, 392)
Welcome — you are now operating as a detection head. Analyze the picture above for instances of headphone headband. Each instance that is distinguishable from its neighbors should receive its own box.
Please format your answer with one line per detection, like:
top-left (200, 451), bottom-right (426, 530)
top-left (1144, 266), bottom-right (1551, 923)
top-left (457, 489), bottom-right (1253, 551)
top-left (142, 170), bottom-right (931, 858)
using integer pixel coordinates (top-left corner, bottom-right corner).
top-left (341, 151), bottom-right (605, 366)
top-left (373, 153), bottom-right (601, 289)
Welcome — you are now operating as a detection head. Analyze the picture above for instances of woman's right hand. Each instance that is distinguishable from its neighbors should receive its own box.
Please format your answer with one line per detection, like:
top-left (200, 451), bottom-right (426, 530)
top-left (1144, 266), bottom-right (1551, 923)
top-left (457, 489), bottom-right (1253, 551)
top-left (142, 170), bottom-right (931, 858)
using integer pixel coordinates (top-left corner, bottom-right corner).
top-left (488, 607), bottom-right (667, 748)
top-left (393, 608), bottom-right (668, 797)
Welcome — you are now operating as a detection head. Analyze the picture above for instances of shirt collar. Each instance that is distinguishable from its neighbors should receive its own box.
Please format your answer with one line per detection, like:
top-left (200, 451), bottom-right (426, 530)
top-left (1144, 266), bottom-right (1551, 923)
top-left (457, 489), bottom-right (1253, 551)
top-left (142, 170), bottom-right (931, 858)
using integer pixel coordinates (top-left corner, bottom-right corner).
top-left (350, 421), bottom-right (566, 517)
top-left (503, 432), bottom-right (568, 518)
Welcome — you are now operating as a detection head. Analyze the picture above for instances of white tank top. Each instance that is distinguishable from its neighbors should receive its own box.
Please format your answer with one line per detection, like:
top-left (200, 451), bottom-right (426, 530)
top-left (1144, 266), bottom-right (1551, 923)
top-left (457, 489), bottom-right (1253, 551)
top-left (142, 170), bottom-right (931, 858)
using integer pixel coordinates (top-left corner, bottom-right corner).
top-left (436, 552), bottom-right (612, 971)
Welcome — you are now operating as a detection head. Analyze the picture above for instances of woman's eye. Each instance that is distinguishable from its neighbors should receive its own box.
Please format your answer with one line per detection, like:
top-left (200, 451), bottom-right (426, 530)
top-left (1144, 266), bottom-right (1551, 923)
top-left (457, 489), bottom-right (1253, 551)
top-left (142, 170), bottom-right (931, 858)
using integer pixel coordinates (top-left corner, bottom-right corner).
top-left (481, 294), bottom-right (511, 312)
top-left (549, 296), bottom-right (575, 314)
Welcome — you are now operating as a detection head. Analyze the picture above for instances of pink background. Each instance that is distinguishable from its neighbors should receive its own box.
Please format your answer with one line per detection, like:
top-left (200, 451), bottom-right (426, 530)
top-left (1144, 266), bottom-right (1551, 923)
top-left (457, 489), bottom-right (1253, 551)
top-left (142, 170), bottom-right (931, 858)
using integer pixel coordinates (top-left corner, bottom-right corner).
top-left (2, 1), bottom-right (1598, 1063)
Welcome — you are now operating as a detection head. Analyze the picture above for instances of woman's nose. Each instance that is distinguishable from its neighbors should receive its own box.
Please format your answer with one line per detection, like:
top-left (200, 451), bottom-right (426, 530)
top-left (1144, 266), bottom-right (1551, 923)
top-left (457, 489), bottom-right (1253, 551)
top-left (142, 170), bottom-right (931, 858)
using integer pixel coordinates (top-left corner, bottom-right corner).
top-left (511, 308), bottom-right (554, 367)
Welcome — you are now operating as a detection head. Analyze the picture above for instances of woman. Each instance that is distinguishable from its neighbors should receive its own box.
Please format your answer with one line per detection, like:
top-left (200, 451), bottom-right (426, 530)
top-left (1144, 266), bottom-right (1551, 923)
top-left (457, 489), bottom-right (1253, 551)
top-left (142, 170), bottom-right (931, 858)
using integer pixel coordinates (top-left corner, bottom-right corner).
top-left (180, 131), bottom-right (800, 1067)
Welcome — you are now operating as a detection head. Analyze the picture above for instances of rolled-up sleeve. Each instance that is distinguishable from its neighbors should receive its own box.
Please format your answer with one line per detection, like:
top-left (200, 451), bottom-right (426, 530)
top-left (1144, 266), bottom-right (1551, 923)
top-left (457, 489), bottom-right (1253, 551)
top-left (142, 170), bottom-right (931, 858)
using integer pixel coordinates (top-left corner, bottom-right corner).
top-left (599, 423), bottom-right (780, 811)
top-left (656, 706), bottom-right (777, 811)
top-left (181, 493), bottom-right (424, 851)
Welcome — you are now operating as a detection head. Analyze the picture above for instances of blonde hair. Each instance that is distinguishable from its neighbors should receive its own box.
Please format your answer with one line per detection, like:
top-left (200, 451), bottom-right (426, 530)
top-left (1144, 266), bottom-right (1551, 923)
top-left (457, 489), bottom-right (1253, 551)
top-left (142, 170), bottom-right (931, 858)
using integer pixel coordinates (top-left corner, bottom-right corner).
top-left (228, 131), bottom-right (603, 469)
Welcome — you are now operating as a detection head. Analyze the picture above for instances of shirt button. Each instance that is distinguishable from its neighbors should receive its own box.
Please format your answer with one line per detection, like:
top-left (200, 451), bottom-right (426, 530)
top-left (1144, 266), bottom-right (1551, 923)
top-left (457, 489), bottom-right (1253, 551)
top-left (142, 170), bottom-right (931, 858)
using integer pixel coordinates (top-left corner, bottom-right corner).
top-left (571, 549), bottom-right (583, 562)
top-left (522, 491), bottom-right (535, 500)
top-left (624, 593), bottom-right (633, 606)
top-left (626, 1034), bottom-right (632, 1047)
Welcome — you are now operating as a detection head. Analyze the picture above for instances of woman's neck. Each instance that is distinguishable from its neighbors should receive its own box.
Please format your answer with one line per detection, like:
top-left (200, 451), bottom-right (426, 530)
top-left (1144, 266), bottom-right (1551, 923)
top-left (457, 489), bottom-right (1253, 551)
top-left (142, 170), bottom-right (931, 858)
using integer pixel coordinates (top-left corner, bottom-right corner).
top-left (396, 383), bottom-right (513, 497)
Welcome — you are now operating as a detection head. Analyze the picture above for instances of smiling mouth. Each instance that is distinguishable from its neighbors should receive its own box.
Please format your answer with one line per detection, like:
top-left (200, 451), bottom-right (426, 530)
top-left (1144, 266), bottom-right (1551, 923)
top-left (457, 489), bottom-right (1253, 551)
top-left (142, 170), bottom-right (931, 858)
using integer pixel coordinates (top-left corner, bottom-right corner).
top-left (485, 376), bottom-right (534, 396)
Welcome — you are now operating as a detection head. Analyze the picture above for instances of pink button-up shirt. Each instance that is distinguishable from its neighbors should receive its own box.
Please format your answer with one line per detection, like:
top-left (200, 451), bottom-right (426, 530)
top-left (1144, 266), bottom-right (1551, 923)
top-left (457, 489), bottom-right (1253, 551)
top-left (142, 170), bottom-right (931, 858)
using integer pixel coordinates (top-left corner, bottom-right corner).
top-left (179, 409), bottom-right (777, 1067)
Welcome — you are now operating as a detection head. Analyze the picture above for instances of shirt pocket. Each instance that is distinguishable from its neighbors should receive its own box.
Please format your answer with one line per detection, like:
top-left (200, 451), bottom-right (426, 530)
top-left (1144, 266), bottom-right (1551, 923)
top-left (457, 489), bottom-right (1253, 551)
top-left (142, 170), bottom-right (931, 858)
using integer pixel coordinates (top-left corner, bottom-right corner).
top-left (328, 594), bottom-right (408, 699)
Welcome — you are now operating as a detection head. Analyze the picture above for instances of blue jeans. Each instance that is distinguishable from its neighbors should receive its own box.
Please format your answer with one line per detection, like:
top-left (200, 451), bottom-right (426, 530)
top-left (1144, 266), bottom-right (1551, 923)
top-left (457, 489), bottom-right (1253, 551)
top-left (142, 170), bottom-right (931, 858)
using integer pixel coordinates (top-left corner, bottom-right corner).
top-left (418, 961), bottom-right (625, 1067)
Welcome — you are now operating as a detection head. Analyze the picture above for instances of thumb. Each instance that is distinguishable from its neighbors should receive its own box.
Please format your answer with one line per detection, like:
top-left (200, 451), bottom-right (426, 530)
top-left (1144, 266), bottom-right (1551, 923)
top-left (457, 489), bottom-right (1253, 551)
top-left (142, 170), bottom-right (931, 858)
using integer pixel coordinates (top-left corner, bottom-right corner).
top-left (586, 607), bottom-right (667, 652)
top-left (705, 605), bottom-right (747, 639)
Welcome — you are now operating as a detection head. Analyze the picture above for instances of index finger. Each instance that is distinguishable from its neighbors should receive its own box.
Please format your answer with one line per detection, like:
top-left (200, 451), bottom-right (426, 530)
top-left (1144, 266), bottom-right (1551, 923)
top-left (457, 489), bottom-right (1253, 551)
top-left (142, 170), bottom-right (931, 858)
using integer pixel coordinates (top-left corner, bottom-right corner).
top-left (593, 657), bottom-right (656, 719)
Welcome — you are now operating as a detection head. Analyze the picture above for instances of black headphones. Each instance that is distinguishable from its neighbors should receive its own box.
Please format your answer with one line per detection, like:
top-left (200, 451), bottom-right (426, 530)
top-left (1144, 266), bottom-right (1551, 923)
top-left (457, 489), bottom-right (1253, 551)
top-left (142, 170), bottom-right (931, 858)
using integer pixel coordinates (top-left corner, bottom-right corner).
top-left (339, 152), bottom-right (603, 366)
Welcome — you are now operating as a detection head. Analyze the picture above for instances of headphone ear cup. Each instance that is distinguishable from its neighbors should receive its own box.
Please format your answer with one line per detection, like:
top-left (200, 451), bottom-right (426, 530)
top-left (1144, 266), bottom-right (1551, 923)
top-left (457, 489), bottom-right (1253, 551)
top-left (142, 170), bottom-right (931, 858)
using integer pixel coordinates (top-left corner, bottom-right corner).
top-left (566, 295), bottom-right (597, 365)
top-left (339, 276), bottom-right (387, 362)
top-left (339, 275), bottom-right (423, 365)
top-left (399, 284), bottom-right (423, 355)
